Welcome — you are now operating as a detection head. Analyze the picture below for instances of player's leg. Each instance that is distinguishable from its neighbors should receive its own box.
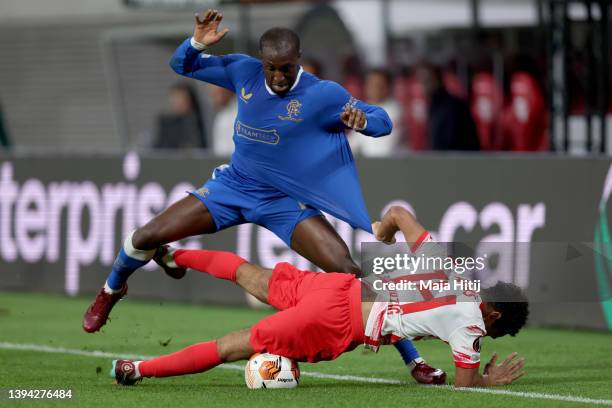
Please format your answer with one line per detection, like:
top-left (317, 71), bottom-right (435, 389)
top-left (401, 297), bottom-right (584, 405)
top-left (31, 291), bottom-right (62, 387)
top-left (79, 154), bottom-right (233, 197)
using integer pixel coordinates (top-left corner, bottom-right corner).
top-left (107, 195), bottom-right (217, 289)
top-left (113, 329), bottom-right (253, 385)
top-left (163, 247), bottom-right (273, 304)
top-left (84, 164), bottom-right (251, 333)
top-left (83, 195), bottom-right (218, 333)
top-left (290, 215), bottom-right (361, 275)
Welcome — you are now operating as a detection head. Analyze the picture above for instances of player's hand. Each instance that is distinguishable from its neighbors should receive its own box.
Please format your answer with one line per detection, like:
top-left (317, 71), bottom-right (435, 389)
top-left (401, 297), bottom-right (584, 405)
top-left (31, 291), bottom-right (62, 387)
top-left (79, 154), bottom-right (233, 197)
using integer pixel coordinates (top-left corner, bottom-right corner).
top-left (372, 221), bottom-right (397, 244)
top-left (194, 9), bottom-right (229, 47)
top-left (341, 107), bottom-right (366, 131)
top-left (485, 352), bottom-right (525, 385)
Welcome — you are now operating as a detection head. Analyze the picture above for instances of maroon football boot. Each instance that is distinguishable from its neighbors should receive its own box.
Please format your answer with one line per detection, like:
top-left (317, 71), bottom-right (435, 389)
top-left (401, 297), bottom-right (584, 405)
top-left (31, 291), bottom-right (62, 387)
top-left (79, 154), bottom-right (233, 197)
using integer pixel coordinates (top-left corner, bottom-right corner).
top-left (82, 285), bottom-right (127, 333)
top-left (411, 361), bottom-right (447, 385)
top-left (111, 359), bottom-right (141, 386)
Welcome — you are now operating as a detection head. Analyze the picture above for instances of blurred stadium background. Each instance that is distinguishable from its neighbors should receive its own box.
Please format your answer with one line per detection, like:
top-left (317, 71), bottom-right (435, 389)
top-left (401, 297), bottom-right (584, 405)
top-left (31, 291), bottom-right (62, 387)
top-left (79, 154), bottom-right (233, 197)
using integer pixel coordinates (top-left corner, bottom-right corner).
top-left (0, 0), bottom-right (611, 336)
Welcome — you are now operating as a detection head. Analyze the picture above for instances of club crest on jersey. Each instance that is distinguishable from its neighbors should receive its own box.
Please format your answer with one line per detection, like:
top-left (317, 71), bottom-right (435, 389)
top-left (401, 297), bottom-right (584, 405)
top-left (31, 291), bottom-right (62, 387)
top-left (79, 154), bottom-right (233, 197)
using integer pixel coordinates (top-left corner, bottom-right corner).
top-left (278, 99), bottom-right (303, 123)
top-left (240, 88), bottom-right (253, 103)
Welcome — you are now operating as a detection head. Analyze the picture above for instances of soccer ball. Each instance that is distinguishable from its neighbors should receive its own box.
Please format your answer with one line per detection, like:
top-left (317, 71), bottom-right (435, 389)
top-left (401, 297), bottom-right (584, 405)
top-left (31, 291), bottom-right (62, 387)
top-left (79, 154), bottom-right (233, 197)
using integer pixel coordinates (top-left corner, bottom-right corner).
top-left (244, 353), bottom-right (300, 389)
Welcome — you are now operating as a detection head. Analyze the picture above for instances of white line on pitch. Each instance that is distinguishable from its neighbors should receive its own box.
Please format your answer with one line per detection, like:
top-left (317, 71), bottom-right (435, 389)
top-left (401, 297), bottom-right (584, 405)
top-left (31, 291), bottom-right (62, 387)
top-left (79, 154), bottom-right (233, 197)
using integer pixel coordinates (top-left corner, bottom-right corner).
top-left (1, 342), bottom-right (611, 406)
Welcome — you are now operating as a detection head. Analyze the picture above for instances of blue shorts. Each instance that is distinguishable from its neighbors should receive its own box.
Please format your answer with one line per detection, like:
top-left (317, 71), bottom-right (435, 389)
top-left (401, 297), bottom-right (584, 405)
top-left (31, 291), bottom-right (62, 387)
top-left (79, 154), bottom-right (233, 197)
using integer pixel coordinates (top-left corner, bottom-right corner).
top-left (190, 164), bottom-right (322, 246)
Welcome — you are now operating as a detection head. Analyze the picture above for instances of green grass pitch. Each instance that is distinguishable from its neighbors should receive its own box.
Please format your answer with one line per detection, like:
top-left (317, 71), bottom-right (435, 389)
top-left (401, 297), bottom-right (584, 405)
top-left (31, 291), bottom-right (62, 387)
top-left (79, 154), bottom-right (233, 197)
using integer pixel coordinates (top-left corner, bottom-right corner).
top-left (0, 291), bottom-right (611, 407)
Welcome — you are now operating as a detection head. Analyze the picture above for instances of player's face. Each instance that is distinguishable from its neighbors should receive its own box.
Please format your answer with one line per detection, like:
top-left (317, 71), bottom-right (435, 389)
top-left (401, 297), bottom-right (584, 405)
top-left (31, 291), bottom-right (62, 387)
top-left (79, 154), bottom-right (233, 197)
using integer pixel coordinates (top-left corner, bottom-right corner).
top-left (261, 47), bottom-right (300, 95)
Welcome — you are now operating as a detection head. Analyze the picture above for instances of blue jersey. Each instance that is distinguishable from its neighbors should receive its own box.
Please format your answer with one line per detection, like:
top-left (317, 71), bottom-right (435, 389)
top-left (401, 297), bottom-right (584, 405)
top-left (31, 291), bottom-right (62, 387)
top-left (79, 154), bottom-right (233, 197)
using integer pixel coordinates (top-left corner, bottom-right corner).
top-left (170, 38), bottom-right (392, 232)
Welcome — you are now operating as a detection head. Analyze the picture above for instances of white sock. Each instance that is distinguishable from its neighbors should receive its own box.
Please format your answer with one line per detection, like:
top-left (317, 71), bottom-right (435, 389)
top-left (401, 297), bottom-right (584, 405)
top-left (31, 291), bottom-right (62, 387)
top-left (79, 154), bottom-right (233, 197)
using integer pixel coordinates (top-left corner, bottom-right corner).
top-left (104, 281), bottom-right (123, 295)
top-left (408, 357), bottom-right (425, 370)
top-left (133, 361), bottom-right (143, 379)
top-left (162, 246), bottom-right (179, 268)
top-left (124, 231), bottom-right (156, 261)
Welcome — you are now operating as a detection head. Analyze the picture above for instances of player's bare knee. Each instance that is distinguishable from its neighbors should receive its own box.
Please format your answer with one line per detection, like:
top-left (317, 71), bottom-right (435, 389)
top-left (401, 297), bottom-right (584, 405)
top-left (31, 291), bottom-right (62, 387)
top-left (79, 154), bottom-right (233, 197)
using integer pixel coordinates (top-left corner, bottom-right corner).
top-left (236, 263), bottom-right (271, 302)
top-left (131, 227), bottom-right (159, 250)
top-left (217, 329), bottom-right (253, 362)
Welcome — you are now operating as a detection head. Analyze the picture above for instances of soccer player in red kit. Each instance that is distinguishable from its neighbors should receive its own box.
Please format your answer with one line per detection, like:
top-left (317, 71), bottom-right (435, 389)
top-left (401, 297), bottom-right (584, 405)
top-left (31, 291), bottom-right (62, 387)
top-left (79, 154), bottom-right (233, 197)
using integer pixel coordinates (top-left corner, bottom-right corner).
top-left (112, 207), bottom-right (527, 388)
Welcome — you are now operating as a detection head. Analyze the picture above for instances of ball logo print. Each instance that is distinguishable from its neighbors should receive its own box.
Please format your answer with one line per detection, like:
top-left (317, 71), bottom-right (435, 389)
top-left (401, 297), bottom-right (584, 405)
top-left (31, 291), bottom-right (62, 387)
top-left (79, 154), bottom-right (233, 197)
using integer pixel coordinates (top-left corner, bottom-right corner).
top-left (259, 359), bottom-right (281, 380)
top-left (244, 353), bottom-right (300, 389)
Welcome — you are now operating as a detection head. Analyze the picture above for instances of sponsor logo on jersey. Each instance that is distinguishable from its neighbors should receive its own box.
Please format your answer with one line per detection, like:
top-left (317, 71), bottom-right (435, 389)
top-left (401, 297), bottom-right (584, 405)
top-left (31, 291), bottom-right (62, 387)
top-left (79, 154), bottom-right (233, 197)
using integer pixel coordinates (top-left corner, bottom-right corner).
top-left (235, 121), bottom-right (280, 145)
top-left (240, 88), bottom-right (253, 103)
top-left (278, 99), bottom-right (304, 123)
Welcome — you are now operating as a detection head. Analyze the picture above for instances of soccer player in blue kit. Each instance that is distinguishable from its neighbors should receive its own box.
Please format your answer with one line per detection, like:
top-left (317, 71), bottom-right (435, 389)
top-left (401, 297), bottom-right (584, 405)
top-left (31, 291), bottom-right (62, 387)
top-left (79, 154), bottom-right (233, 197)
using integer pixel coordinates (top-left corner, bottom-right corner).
top-left (82, 9), bottom-right (444, 384)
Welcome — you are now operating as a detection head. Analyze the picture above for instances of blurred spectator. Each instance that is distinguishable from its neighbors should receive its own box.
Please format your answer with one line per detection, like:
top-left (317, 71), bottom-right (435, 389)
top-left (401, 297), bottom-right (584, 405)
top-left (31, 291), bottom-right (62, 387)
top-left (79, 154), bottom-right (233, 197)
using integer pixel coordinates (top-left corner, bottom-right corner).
top-left (302, 57), bottom-right (323, 78)
top-left (154, 83), bottom-right (207, 149)
top-left (208, 84), bottom-right (237, 156)
top-left (341, 54), bottom-right (364, 101)
top-left (395, 69), bottom-right (428, 151)
top-left (498, 54), bottom-right (548, 151)
top-left (471, 71), bottom-right (503, 150)
top-left (416, 62), bottom-right (479, 151)
top-left (350, 68), bottom-right (402, 157)
top-left (498, 72), bottom-right (548, 151)
top-left (0, 102), bottom-right (10, 150)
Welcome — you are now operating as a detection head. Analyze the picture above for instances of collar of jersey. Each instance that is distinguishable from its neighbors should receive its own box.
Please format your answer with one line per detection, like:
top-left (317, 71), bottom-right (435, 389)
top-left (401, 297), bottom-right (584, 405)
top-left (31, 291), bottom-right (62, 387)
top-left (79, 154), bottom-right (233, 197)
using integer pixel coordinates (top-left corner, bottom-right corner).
top-left (264, 66), bottom-right (304, 96)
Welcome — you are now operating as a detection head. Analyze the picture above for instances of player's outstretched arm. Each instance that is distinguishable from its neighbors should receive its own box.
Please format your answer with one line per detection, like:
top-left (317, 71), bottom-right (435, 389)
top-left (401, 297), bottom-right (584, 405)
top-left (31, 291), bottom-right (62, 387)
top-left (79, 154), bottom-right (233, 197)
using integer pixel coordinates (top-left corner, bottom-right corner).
top-left (169, 9), bottom-right (248, 91)
top-left (454, 352), bottom-right (525, 387)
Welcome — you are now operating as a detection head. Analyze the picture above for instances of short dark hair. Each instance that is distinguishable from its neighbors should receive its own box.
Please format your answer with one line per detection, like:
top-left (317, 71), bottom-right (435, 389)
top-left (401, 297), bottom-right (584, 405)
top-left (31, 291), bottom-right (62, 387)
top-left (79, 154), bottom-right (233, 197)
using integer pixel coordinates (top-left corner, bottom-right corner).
top-left (259, 27), bottom-right (300, 54)
top-left (482, 281), bottom-right (529, 337)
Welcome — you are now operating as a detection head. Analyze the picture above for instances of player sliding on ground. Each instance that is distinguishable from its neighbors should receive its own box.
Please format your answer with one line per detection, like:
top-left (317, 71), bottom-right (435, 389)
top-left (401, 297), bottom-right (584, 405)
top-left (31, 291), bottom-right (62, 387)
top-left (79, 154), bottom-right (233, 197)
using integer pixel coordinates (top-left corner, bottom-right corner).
top-left (111, 207), bottom-right (528, 388)
top-left (84, 8), bottom-right (440, 383)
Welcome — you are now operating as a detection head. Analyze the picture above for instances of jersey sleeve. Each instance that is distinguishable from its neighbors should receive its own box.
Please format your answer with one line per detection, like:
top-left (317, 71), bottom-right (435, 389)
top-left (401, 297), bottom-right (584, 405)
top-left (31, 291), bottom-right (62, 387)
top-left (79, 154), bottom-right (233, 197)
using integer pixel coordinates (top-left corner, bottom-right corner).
top-left (169, 37), bottom-right (257, 92)
top-left (318, 81), bottom-right (393, 137)
top-left (448, 326), bottom-right (485, 369)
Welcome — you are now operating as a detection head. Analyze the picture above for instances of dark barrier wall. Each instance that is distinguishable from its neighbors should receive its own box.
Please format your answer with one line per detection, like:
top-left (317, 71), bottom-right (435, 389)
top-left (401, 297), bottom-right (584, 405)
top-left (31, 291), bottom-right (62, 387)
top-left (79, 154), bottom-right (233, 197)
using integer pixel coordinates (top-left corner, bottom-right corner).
top-left (0, 153), bottom-right (611, 330)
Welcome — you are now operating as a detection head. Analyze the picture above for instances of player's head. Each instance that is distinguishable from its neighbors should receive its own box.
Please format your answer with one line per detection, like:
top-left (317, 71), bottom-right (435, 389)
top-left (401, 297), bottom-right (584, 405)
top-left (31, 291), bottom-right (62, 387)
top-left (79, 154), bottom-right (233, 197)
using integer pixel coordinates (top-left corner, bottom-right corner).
top-left (259, 27), bottom-right (302, 95)
top-left (480, 281), bottom-right (529, 339)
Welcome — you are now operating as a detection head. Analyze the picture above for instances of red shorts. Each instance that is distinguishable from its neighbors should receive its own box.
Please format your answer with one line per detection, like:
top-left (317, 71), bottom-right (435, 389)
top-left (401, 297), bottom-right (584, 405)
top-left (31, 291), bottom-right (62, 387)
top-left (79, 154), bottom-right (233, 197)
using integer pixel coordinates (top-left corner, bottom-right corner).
top-left (249, 263), bottom-right (364, 363)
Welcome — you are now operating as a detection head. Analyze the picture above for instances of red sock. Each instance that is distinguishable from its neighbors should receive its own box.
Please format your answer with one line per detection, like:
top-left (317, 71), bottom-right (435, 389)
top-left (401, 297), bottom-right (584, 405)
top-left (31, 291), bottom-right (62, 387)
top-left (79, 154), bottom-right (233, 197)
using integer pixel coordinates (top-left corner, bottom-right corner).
top-left (139, 341), bottom-right (221, 378)
top-left (173, 249), bottom-right (247, 282)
